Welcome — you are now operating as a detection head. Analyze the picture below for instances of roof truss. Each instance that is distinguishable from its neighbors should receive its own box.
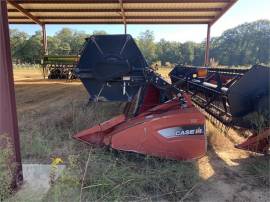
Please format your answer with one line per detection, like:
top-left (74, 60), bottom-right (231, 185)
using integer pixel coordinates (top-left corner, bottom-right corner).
top-left (7, 0), bottom-right (238, 25)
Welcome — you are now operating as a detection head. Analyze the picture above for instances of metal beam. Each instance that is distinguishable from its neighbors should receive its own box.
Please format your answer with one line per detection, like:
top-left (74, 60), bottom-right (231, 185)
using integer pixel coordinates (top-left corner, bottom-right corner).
top-left (0, 0), bottom-right (23, 188)
top-left (8, 16), bottom-right (215, 20)
top-left (11, 0), bottom-right (231, 4)
top-left (8, 21), bottom-right (210, 24)
top-left (210, 0), bottom-right (237, 26)
top-left (8, 8), bottom-right (223, 13)
top-left (41, 24), bottom-right (48, 55)
top-left (119, 0), bottom-right (127, 34)
top-left (7, 0), bottom-right (42, 25)
top-left (204, 24), bottom-right (211, 66)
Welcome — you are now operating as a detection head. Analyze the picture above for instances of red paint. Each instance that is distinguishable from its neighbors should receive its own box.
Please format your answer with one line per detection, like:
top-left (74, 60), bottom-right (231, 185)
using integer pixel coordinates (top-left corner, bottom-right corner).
top-left (138, 84), bottom-right (161, 113)
top-left (74, 96), bottom-right (206, 160)
top-left (235, 129), bottom-right (270, 154)
top-left (0, 0), bottom-right (23, 187)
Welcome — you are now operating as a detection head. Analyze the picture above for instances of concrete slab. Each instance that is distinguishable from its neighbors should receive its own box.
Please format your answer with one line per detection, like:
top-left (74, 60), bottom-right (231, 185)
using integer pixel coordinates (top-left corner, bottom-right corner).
top-left (6, 164), bottom-right (65, 202)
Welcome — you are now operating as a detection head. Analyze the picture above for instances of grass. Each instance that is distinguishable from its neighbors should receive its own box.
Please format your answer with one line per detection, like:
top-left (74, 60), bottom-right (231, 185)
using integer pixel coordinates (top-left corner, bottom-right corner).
top-left (12, 67), bottom-right (270, 201)
top-left (18, 99), bottom-right (199, 201)
top-left (43, 149), bottom-right (199, 202)
top-left (14, 75), bottom-right (200, 201)
top-left (241, 155), bottom-right (270, 187)
top-left (0, 135), bottom-right (15, 201)
top-left (156, 67), bottom-right (172, 81)
top-left (19, 100), bottom-right (126, 162)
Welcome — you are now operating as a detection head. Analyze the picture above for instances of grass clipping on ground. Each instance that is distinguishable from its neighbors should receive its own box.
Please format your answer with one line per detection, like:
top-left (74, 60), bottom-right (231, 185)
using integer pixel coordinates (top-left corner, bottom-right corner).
top-left (44, 149), bottom-right (198, 202)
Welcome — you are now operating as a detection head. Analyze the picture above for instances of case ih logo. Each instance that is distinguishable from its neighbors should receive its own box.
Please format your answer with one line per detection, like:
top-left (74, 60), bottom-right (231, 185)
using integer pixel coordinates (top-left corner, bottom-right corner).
top-left (158, 125), bottom-right (204, 139)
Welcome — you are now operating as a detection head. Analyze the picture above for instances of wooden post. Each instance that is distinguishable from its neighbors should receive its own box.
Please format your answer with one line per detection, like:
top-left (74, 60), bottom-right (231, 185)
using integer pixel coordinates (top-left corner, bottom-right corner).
top-left (0, 0), bottom-right (23, 188)
top-left (204, 24), bottom-right (211, 66)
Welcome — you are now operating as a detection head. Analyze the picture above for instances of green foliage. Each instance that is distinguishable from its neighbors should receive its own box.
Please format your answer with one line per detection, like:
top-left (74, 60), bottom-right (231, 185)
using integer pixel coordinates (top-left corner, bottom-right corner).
top-left (43, 149), bottom-right (199, 202)
top-left (9, 29), bottom-right (28, 63)
top-left (136, 30), bottom-right (157, 64)
top-left (156, 39), bottom-right (183, 65)
top-left (92, 30), bottom-right (107, 35)
top-left (211, 20), bottom-right (270, 65)
top-left (242, 155), bottom-right (270, 187)
top-left (0, 135), bottom-right (14, 201)
top-left (10, 20), bottom-right (270, 66)
top-left (20, 31), bottom-right (43, 64)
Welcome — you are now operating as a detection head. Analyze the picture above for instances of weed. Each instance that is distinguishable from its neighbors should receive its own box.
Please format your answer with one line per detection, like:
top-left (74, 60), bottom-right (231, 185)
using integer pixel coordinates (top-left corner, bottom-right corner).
top-left (0, 135), bottom-right (15, 201)
top-left (43, 148), bottom-right (199, 202)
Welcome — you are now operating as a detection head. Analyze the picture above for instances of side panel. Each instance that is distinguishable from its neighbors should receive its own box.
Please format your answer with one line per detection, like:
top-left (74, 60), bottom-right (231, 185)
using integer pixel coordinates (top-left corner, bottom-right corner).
top-left (111, 108), bottom-right (206, 160)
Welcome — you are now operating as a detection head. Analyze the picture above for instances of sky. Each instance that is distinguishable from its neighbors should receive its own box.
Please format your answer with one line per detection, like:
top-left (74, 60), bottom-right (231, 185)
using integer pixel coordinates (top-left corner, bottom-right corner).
top-left (9, 0), bottom-right (270, 43)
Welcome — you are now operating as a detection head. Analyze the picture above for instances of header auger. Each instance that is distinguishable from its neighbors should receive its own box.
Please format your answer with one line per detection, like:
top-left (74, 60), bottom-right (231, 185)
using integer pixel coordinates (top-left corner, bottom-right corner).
top-left (73, 34), bottom-right (269, 160)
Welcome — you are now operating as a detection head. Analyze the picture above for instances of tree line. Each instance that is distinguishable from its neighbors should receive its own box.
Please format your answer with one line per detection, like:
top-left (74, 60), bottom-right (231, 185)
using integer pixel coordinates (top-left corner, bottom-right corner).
top-left (10, 20), bottom-right (270, 66)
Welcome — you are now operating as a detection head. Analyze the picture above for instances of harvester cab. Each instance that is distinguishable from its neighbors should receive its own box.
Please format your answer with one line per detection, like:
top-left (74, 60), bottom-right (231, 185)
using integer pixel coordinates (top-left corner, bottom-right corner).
top-left (74, 34), bottom-right (206, 160)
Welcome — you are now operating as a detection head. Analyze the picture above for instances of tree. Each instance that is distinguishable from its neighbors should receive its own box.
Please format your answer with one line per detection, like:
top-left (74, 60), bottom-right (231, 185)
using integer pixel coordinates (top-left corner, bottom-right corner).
top-left (210, 20), bottom-right (270, 66)
top-left (8, 20), bottom-right (270, 66)
top-left (70, 31), bottom-right (88, 55)
top-left (9, 29), bottom-right (29, 63)
top-left (136, 30), bottom-right (157, 64)
top-left (20, 31), bottom-right (42, 63)
top-left (92, 30), bottom-right (107, 35)
top-left (182, 42), bottom-right (196, 65)
top-left (47, 36), bottom-right (61, 55)
top-left (156, 39), bottom-right (183, 65)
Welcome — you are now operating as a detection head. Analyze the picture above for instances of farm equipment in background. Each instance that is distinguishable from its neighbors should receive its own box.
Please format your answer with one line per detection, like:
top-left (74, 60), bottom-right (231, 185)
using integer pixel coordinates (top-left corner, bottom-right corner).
top-left (42, 55), bottom-right (79, 80)
top-left (74, 35), bottom-right (206, 160)
top-left (74, 34), bottom-right (269, 160)
top-left (169, 65), bottom-right (270, 153)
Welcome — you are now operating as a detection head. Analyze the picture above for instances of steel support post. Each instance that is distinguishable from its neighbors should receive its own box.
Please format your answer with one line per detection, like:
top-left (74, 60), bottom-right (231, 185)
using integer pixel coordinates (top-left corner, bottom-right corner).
top-left (41, 24), bottom-right (48, 55)
top-left (124, 23), bottom-right (127, 34)
top-left (0, 0), bottom-right (23, 188)
top-left (41, 24), bottom-right (47, 79)
top-left (204, 24), bottom-right (211, 66)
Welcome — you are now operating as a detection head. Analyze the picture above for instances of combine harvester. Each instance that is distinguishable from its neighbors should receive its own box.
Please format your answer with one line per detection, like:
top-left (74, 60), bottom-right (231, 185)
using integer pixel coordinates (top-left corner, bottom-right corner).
top-left (74, 35), bottom-right (269, 160)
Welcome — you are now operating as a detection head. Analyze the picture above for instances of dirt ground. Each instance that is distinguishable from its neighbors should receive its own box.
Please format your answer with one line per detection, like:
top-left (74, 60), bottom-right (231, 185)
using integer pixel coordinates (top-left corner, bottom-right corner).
top-left (13, 68), bottom-right (269, 202)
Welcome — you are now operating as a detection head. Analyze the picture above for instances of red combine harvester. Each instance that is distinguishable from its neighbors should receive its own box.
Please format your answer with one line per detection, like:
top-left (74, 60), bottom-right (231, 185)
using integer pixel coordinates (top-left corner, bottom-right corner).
top-left (74, 35), bottom-right (269, 160)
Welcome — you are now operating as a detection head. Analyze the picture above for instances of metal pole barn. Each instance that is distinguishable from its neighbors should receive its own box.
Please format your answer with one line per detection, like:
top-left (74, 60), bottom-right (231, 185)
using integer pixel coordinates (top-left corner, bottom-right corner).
top-left (0, 0), bottom-right (23, 187)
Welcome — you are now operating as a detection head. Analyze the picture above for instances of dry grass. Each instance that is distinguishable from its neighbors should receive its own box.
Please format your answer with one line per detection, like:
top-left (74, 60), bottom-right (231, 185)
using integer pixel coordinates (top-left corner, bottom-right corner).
top-left (43, 149), bottom-right (198, 202)
top-left (156, 67), bottom-right (172, 81)
top-left (14, 67), bottom-right (199, 201)
top-left (12, 67), bottom-right (270, 202)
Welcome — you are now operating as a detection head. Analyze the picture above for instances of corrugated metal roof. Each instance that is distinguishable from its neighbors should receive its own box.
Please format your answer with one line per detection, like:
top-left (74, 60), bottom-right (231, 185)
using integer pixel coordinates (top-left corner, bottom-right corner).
top-left (7, 0), bottom-right (238, 25)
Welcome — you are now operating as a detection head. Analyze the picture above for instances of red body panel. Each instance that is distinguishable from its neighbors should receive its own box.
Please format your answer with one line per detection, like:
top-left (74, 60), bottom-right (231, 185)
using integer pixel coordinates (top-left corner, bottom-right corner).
top-left (73, 115), bottom-right (126, 145)
top-left (235, 129), bottom-right (270, 154)
top-left (110, 107), bottom-right (206, 160)
top-left (138, 84), bottom-right (161, 113)
top-left (74, 97), bottom-right (206, 160)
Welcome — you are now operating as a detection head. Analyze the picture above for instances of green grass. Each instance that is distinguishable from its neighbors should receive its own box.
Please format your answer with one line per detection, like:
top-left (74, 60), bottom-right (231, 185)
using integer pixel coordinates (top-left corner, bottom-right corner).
top-left (43, 149), bottom-right (199, 202)
top-left (17, 93), bottom-right (200, 201)
top-left (242, 155), bottom-right (270, 187)
top-left (0, 135), bottom-right (15, 201)
top-left (19, 101), bottom-right (126, 163)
